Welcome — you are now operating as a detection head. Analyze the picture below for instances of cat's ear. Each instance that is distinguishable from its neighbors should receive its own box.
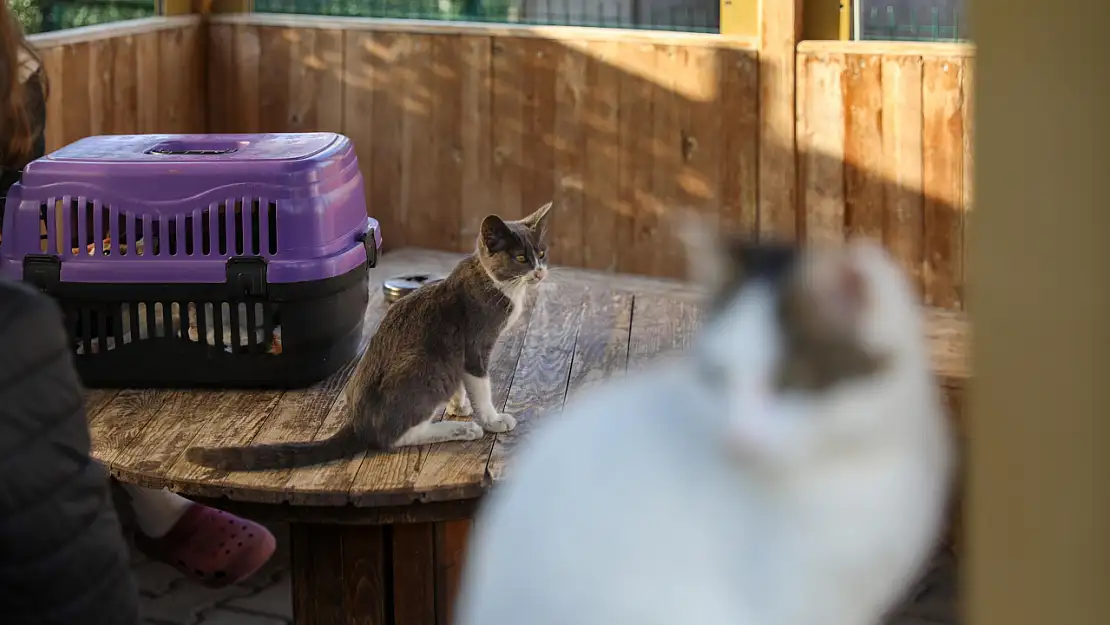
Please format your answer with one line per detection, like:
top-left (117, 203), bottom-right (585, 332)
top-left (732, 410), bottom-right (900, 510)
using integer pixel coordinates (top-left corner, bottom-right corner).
top-left (480, 214), bottom-right (515, 253)
top-left (673, 209), bottom-right (742, 291)
top-left (518, 202), bottom-right (552, 239)
top-left (801, 247), bottom-right (870, 334)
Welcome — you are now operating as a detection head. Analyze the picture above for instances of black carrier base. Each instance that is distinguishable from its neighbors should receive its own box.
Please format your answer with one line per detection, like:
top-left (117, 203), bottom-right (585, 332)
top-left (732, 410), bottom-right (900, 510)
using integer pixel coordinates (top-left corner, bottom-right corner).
top-left (36, 265), bottom-right (370, 390)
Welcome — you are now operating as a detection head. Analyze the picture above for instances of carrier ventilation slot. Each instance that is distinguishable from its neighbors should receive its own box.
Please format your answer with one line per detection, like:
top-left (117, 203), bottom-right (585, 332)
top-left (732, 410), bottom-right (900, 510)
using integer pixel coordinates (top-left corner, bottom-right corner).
top-left (72, 301), bottom-right (283, 356)
top-left (37, 198), bottom-right (279, 257)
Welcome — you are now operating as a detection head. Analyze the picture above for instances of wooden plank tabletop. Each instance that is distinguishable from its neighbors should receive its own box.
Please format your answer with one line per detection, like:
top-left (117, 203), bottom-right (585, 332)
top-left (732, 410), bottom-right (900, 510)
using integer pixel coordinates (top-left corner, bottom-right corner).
top-left (86, 247), bottom-right (971, 509)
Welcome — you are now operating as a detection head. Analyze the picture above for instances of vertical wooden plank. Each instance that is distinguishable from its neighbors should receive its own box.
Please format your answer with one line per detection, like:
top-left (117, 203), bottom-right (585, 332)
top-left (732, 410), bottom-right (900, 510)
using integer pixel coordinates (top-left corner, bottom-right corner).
top-left (315, 29), bottom-right (346, 132)
top-left (393, 524), bottom-right (436, 625)
top-left (86, 38), bottom-right (114, 136)
top-left (206, 24), bottom-right (233, 133)
top-left (367, 32), bottom-right (404, 250)
top-left (340, 525), bottom-right (387, 625)
top-left (111, 36), bottom-right (138, 135)
top-left (61, 43), bottom-right (91, 145)
top-left (429, 34), bottom-right (464, 252)
top-left (286, 28), bottom-right (318, 132)
top-left (491, 38), bottom-right (523, 218)
top-left (844, 54), bottom-right (885, 240)
top-left (798, 52), bottom-right (846, 243)
top-left (158, 27), bottom-right (185, 133)
top-left (881, 55), bottom-right (925, 296)
top-left (459, 35), bottom-right (492, 252)
top-left (581, 40), bottom-right (621, 271)
top-left (647, 43), bottom-right (680, 277)
top-left (258, 27), bottom-right (292, 132)
top-left (718, 48), bottom-right (760, 238)
top-left (758, 0), bottom-right (802, 239)
top-left (435, 520), bottom-right (472, 625)
top-left (343, 32), bottom-right (376, 224)
top-left (399, 34), bottom-right (436, 248)
top-left (135, 32), bottom-right (160, 133)
top-left (616, 43), bottom-right (656, 275)
top-left (961, 59), bottom-right (975, 312)
top-left (181, 24), bottom-right (204, 133)
top-left (233, 24), bottom-right (262, 133)
top-left (922, 57), bottom-right (965, 309)
top-left (552, 43), bottom-right (586, 268)
top-left (520, 39), bottom-right (557, 219)
top-left (668, 45), bottom-right (721, 279)
top-left (40, 47), bottom-right (65, 153)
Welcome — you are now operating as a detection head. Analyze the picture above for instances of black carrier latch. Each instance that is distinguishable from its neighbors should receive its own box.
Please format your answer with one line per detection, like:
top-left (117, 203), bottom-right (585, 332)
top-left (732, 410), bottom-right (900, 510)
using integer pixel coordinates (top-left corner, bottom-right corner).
top-left (226, 257), bottom-right (268, 297)
top-left (22, 255), bottom-right (61, 294)
top-left (357, 226), bottom-right (378, 268)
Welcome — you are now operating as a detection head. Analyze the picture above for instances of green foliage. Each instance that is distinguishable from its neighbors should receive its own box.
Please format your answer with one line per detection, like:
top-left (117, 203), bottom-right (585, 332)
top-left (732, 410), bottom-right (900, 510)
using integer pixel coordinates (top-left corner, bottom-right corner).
top-left (8, 0), bottom-right (43, 33)
top-left (6, 0), bottom-right (156, 35)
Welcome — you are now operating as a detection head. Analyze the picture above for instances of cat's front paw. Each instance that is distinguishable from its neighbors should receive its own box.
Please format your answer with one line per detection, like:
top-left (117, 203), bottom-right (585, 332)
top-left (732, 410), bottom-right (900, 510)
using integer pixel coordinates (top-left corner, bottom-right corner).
top-left (479, 412), bottom-right (517, 434)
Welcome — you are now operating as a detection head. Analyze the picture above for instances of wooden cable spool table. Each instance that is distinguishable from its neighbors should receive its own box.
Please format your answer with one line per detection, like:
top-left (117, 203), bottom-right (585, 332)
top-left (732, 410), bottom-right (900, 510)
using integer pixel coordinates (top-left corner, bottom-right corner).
top-left (84, 248), bottom-right (970, 625)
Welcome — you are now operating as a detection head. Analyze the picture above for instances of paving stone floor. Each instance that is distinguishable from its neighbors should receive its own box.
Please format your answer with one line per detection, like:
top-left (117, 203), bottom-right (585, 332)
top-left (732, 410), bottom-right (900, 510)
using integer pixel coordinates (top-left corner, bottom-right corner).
top-left (132, 522), bottom-right (959, 625)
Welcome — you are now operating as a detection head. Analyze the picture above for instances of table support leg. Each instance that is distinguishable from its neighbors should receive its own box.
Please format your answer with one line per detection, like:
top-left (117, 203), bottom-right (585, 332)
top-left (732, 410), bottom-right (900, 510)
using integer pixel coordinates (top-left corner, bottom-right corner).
top-left (289, 521), bottom-right (446, 625)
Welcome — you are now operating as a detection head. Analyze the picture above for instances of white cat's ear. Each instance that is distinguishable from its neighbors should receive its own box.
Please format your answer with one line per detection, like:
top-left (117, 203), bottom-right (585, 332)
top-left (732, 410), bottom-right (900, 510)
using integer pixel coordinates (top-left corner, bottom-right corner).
top-left (519, 202), bottom-right (552, 239)
top-left (672, 209), bottom-right (731, 291)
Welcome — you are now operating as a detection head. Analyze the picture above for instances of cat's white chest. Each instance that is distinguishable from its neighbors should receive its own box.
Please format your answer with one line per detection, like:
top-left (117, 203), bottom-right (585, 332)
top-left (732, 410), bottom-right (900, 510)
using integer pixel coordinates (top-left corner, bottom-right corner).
top-left (501, 283), bottom-right (527, 330)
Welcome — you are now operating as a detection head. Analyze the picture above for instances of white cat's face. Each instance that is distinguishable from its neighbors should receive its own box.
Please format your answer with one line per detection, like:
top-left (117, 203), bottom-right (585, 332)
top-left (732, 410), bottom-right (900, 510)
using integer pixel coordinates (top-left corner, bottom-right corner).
top-left (680, 230), bottom-right (924, 474)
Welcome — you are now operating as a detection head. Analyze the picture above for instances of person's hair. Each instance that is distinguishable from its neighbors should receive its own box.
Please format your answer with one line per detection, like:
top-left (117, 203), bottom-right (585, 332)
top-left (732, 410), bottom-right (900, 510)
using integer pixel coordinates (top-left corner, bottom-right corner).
top-left (1, 3), bottom-right (46, 169)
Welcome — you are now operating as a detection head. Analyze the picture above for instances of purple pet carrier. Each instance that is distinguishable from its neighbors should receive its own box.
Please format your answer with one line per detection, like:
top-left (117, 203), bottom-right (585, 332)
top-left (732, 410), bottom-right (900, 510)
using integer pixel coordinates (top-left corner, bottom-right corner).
top-left (0, 133), bottom-right (381, 389)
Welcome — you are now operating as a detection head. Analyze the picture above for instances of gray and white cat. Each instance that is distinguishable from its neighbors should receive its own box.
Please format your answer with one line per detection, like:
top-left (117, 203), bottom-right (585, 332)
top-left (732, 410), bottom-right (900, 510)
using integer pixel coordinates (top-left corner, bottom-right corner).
top-left (186, 202), bottom-right (553, 470)
top-left (454, 221), bottom-right (954, 625)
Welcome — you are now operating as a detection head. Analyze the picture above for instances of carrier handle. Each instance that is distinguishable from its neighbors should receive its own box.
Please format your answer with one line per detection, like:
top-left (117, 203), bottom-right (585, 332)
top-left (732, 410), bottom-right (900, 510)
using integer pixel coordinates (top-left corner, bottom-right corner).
top-left (357, 221), bottom-right (379, 269)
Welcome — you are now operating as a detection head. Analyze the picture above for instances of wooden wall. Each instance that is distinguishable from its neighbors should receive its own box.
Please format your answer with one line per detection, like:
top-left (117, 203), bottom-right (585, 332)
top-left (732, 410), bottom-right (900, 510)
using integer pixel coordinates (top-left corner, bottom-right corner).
top-left (796, 40), bottom-right (974, 310)
top-left (27, 15), bottom-right (975, 312)
top-left (206, 15), bottom-right (760, 279)
top-left (28, 16), bottom-right (207, 154)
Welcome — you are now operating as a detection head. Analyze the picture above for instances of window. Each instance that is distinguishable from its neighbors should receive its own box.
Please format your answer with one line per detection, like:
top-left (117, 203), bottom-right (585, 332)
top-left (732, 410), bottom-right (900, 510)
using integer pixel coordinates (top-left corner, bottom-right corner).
top-left (252, 0), bottom-right (721, 33)
top-left (853, 0), bottom-right (969, 42)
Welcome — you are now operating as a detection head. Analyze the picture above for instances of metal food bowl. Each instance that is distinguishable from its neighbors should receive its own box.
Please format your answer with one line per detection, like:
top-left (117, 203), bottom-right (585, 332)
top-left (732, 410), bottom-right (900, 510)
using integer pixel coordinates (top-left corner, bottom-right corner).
top-left (383, 274), bottom-right (445, 304)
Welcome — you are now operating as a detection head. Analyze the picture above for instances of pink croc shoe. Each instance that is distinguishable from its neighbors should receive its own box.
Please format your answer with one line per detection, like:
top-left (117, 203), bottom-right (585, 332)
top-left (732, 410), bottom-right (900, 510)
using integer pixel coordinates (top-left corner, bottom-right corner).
top-left (135, 504), bottom-right (276, 588)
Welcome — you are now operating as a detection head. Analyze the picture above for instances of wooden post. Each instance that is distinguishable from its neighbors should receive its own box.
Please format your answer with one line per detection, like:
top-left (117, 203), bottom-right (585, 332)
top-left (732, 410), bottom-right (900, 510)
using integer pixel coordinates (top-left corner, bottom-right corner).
top-left (159, 0), bottom-right (195, 15)
top-left (204, 0), bottom-right (253, 13)
top-left (720, 0), bottom-right (758, 36)
top-left (801, 0), bottom-right (846, 40)
top-left (969, 1), bottom-right (1110, 625)
top-left (756, 0), bottom-right (802, 238)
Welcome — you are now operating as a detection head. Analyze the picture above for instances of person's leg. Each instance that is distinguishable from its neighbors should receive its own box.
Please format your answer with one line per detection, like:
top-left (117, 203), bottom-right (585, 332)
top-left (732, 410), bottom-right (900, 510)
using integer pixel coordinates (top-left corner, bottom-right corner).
top-left (119, 484), bottom-right (193, 537)
top-left (116, 482), bottom-right (276, 588)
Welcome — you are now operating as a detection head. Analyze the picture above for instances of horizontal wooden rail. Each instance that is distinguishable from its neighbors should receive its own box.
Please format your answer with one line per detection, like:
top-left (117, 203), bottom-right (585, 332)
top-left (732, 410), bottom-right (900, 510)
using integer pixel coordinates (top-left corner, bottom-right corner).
top-left (798, 39), bottom-right (976, 57)
top-left (207, 13), bottom-right (759, 48)
top-left (27, 15), bottom-right (203, 49)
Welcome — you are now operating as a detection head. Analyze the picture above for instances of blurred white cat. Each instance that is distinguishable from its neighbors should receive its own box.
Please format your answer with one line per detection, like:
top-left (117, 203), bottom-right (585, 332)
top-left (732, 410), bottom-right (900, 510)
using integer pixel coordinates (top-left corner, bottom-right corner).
top-left (454, 219), bottom-right (954, 625)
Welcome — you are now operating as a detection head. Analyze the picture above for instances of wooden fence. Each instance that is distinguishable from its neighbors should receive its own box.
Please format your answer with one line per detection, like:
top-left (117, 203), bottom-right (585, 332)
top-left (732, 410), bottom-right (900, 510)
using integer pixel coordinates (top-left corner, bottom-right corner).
top-left (26, 15), bottom-right (974, 311)
top-left (796, 40), bottom-right (973, 310)
top-left (28, 16), bottom-right (207, 152)
top-left (206, 16), bottom-right (760, 280)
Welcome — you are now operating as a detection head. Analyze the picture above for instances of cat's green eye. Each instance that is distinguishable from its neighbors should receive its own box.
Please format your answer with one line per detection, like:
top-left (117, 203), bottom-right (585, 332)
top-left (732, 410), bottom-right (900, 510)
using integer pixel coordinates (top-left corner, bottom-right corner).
top-left (537, 250), bottom-right (546, 258)
top-left (514, 254), bottom-right (527, 263)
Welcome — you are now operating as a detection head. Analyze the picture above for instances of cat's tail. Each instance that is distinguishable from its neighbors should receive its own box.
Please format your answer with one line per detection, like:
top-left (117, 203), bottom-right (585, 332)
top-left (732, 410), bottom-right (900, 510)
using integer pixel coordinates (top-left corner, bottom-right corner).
top-left (185, 425), bottom-right (363, 471)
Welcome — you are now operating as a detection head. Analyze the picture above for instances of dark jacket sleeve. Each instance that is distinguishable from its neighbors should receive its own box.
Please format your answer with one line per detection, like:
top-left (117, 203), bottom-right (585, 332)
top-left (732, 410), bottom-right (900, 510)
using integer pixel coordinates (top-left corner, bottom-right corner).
top-left (0, 281), bottom-right (139, 625)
